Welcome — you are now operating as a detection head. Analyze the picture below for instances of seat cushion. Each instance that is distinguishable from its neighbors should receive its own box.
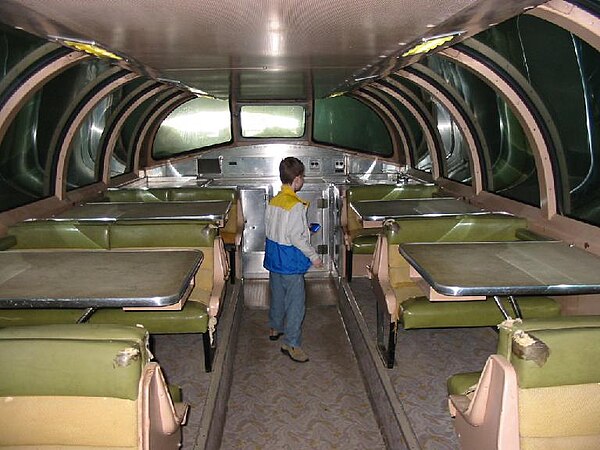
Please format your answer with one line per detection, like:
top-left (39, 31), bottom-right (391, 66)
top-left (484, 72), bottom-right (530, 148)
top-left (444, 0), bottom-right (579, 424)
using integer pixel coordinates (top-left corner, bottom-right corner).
top-left (401, 296), bottom-right (561, 330)
top-left (0, 302), bottom-right (209, 335)
top-left (0, 324), bottom-right (147, 400)
top-left (497, 315), bottom-right (600, 361)
top-left (89, 301), bottom-right (209, 334)
top-left (385, 214), bottom-right (529, 245)
top-left (351, 233), bottom-right (380, 254)
top-left (109, 220), bottom-right (216, 248)
top-left (9, 221), bottom-right (110, 249)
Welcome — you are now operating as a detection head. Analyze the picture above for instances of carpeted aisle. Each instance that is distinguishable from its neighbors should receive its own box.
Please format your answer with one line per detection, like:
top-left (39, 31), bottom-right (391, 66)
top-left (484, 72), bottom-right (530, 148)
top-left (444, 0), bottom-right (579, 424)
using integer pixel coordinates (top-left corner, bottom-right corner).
top-left (220, 278), bottom-right (386, 449)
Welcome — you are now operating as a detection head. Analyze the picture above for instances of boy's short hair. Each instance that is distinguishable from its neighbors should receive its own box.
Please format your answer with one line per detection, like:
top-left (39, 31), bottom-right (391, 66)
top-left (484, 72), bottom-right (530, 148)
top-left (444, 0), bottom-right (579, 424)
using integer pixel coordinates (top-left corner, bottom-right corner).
top-left (279, 157), bottom-right (305, 184)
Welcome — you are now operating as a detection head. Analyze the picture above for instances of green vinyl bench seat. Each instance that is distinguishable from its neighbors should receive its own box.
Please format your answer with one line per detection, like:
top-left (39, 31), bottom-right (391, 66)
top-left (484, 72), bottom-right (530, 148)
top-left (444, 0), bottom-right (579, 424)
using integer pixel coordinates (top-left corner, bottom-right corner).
top-left (342, 184), bottom-right (440, 279)
top-left (401, 296), bottom-right (561, 330)
top-left (103, 187), bottom-right (241, 278)
top-left (369, 213), bottom-right (559, 368)
top-left (0, 324), bottom-right (187, 449)
top-left (103, 187), bottom-right (238, 242)
top-left (447, 316), bottom-right (600, 449)
top-left (3, 219), bottom-right (229, 371)
top-left (0, 301), bottom-right (209, 334)
top-left (447, 315), bottom-right (600, 396)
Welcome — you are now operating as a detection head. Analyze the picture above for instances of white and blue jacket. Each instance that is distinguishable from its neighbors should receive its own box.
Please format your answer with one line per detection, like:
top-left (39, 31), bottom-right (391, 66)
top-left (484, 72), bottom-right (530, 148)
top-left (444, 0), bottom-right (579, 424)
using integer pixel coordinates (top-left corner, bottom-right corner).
top-left (263, 185), bottom-right (319, 274)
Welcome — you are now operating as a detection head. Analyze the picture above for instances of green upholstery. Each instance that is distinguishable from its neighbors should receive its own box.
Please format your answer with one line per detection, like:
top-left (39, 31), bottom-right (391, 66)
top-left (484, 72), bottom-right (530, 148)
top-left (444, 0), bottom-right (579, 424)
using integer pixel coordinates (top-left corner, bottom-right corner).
top-left (512, 327), bottom-right (600, 389)
top-left (10, 221), bottom-right (110, 249)
top-left (448, 316), bottom-right (600, 395)
top-left (104, 189), bottom-right (169, 202)
top-left (496, 315), bottom-right (600, 361)
top-left (103, 187), bottom-right (239, 247)
top-left (346, 184), bottom-right (440, 255)
top-left (0, 309), bottom-right (86, 327)
top-left (0, 324), bottom-right (148, 400)
top-left (90, 302), bottom-right (209, 333)
top-left (0, 301), bottom-right (209, 334)
top-left (109, 220), bottom-right (217, 248)
top-left (169, 384), bottom-right (183, 403)
top-left (8, 219), bottom-right (217, 250)
top-left (402, 296), bottom-right (561, 330)
top-left (0, 235), bottom-right (16, 250)
top-left (352, 231), bottom-right (381, 254)
top-left (386, 214), bottom-right (530, 245)
top-left (4, 220), bottom-right (217, 335)
top-left (347, 184), bottom-right (439, 202)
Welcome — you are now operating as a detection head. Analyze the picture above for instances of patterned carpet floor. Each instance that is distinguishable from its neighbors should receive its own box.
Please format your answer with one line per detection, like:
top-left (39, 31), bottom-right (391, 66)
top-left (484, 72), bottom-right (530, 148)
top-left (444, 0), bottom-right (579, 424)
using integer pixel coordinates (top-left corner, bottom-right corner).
top-left (151, 278), bottom-right (499, 449)
top-left (220, 279), bottom-right (386, 449)
top-left (350, 278), bottom-right (498, 450)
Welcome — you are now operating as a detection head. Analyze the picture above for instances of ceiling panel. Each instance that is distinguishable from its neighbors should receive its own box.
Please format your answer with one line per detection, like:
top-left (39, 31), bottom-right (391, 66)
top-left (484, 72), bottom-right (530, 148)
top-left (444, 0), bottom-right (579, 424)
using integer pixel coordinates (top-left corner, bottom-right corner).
top-left (0, 0), bottom-right (547, 99)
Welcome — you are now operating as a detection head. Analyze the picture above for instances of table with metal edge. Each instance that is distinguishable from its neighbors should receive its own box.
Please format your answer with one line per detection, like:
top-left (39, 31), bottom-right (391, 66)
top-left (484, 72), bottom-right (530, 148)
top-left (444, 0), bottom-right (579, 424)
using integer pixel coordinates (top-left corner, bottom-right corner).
top-left (399, 240), bottom-right (600, 319)
top-left (51, 200), bottom-right (231, 227)
top-left (350, 197), bottom-right (487, 228)
top-left (0, 249), bottom-right (204, 322)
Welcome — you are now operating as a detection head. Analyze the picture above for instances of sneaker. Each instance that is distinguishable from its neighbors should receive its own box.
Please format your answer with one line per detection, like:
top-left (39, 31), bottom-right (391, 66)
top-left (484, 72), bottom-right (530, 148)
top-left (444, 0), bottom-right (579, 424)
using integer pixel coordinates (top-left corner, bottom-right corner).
top-left (269, 329), bottom-right (283, 341)
top-left (280, 344), bottom-right (309, 363)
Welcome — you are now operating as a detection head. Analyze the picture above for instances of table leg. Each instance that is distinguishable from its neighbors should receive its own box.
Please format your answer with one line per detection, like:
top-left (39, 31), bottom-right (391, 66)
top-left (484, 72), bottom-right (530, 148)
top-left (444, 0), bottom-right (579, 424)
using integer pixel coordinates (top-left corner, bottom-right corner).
top-left (492, 296), bottom-right (511, 320)
top-left (507, 295), bottom-right (523, 319)
top-left (76, 307), bottom-right (97, 323)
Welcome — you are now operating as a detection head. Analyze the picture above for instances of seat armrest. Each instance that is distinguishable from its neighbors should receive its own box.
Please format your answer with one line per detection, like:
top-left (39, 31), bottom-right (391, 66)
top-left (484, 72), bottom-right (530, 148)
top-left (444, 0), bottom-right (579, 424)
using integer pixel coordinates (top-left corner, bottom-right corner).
top-left (141, 362), bottom-right (188, 439)
top-left (208, 237), bottom-right (228, 319)
top-left (451, 355), bottom-right (519, 450)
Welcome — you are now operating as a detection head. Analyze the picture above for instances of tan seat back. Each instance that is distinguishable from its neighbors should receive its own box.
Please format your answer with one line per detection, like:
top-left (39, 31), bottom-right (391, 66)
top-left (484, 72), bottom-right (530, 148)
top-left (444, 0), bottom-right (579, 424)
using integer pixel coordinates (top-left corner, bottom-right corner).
top-left (450, 318), bottom-right (600, 450)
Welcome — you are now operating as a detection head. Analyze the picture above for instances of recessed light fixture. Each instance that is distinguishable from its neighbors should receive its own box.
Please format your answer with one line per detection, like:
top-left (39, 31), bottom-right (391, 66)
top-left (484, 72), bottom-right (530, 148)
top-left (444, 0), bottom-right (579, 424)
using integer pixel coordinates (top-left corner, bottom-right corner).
top-left (52, 37), bottom-right (123, 60)
top-left (402, 31), bottom-right (464, 57)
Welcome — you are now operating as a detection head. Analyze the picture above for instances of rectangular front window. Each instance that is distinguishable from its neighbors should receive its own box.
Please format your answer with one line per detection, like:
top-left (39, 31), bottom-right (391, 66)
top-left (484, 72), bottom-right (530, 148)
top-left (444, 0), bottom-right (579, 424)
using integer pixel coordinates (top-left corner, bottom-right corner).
top-left (240, 105), bottom-right (305, 138)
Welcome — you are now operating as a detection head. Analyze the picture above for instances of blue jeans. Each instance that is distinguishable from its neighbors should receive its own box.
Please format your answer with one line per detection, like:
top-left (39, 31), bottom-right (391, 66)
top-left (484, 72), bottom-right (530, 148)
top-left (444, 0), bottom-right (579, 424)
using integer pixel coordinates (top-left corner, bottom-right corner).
top-left (269, 272), bottom-right (306, 348)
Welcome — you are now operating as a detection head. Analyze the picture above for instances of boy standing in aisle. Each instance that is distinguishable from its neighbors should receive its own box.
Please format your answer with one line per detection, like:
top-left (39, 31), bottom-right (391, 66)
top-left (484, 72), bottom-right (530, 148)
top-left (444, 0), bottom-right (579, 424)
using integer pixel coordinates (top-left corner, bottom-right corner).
top-left (264, 157), bottom-right (323, 363)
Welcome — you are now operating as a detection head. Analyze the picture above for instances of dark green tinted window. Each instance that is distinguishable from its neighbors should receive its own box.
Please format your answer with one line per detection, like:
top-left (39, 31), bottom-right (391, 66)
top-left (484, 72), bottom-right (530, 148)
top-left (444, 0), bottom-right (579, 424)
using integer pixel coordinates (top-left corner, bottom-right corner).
top-left (313, 96), bottom-right (392, 156)
top-left (110, 95), bottom-right (156, 177)
top-left (476, 15), bottom-right (600, 223)
top-left (368, 89), bottom-right (428, 171)
top-left (0, 59), bottom-right (111, 211)
top-left (425, 53), bottom-right (539, 205)
top-left (0, 25), bottom-right (54, 211)
top-left (389, 76), bottom-right (471, 183)
top-left (152, 97), bottom-right (231, 159)
top-left (0, 23), bottom-right (47, 95)
top-left (66, 78), bottom-right (146, 190)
